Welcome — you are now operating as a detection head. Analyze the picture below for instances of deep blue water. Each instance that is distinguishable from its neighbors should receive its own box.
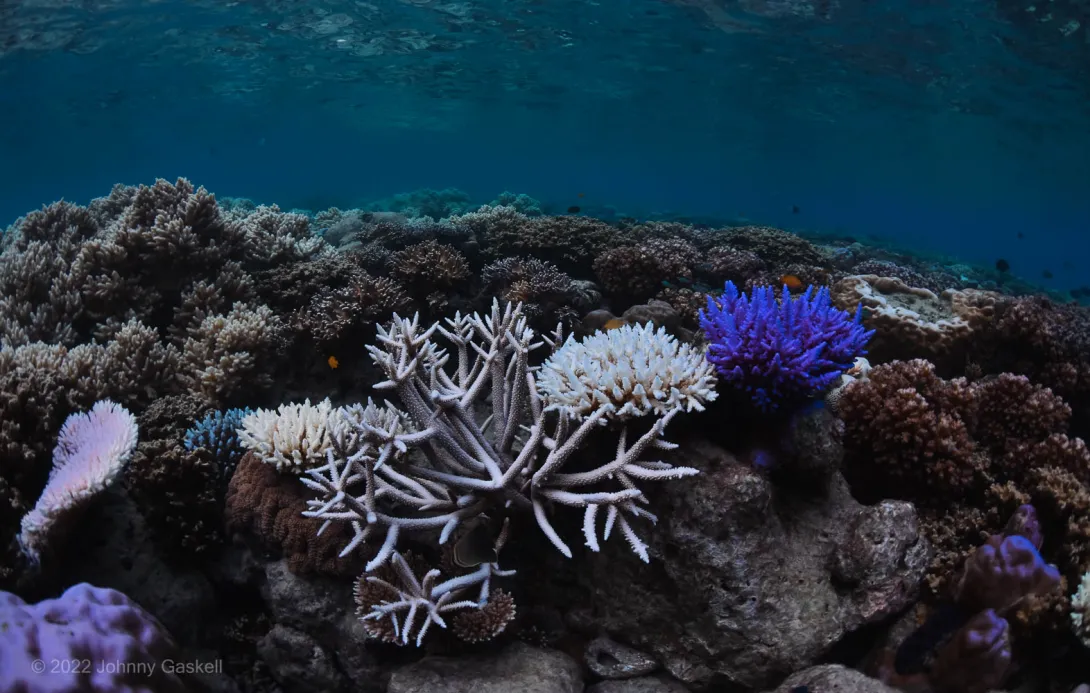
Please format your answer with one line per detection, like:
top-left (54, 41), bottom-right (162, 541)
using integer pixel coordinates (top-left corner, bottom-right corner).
top-left (1, 0), bottom-right (1088, 289)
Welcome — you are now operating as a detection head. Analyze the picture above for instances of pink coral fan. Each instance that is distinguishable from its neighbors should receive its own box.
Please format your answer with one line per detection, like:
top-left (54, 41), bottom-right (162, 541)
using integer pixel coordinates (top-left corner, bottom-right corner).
top-left (17, 400), bottom-right (138, 564)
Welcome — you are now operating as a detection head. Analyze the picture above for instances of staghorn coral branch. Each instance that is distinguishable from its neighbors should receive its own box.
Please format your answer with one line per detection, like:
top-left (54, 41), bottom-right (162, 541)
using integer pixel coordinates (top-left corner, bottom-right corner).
top-left (298, 300), bottom-right (714, 587)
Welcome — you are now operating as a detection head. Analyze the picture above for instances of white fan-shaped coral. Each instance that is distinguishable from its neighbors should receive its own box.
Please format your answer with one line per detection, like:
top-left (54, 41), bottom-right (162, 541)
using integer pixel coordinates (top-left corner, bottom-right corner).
top-left (18, 400), bottom-right (139, 563)
top-left (239, 398), bottom-right (339, 472)
top-left (537, 322), bottom-right (718, 420)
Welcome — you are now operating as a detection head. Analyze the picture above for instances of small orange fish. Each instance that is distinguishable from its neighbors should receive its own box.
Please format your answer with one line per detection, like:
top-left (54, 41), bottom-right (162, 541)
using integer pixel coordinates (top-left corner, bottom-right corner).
top-left (603, 318), bottom-right (626, 331)
top-left (780, 274), bottom-right (804, 291)
top-left (327, 355), bottom-right (339, 369)
top-left (578, 192), bottom-right (585, 198)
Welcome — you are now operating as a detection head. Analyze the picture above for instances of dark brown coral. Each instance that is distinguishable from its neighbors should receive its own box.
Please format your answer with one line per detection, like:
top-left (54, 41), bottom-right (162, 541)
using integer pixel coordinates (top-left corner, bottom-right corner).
top-left (592, 237), bottom-right (700, 302)
top-left (721, 225), bottom-right (825, 266)
top-left (839, 359), bottom-right (982, 502)
top-left (224, 451), bottom-right (365, 578)
top-left (388, 240), bottom-right (470, 293)
top-left (124, 439), bottom-right (223, 560)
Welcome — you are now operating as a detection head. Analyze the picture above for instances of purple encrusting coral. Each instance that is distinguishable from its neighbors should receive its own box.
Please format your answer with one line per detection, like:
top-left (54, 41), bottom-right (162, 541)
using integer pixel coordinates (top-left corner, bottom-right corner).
top-left (699, 281), bottom-right (874, 411)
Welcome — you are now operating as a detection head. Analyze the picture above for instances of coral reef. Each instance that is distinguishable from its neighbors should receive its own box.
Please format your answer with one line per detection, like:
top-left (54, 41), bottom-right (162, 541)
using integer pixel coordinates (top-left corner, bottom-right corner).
top-left (4, 177), bottom-right (1089, 693)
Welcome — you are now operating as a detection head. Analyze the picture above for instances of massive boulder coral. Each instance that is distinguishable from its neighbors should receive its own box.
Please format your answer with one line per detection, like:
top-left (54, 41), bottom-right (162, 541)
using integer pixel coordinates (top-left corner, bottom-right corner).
top-left (0, 583), bottom-right (187, 693)
top-left (830, 274), bottom-right (999, 370)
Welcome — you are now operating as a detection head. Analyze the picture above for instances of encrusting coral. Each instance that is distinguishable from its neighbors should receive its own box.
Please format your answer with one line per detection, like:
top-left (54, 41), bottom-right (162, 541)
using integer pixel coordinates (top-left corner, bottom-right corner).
top-left (830, 274), bottom-right (999, 371)
top-left (239, 300), bottom-right (717, 645)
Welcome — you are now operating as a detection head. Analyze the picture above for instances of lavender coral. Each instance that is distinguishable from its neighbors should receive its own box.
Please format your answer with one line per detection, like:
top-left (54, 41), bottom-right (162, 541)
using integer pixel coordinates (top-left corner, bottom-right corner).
top-left (0, 583), bottom-right (185, 693)
top-left (699, 281), bottom-right (874, 411)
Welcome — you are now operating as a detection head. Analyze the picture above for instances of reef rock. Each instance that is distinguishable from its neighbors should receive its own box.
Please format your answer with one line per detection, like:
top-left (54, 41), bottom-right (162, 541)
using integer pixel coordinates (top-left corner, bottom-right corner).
top-left (258, 558), bottom-right (384, 692)
top-left (386, 642), bottom-right (582, 693)
top-left (577, 438), bottom-right (930, 691)
top-left (768, 665), bottom-right (901, 693)
top-left (587, 676), bottom-right (692, 693)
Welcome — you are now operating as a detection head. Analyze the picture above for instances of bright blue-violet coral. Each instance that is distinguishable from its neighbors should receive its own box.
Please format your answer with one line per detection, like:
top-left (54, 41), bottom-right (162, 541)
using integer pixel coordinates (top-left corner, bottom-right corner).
top-left (699, 281), bottom-right (873, 411)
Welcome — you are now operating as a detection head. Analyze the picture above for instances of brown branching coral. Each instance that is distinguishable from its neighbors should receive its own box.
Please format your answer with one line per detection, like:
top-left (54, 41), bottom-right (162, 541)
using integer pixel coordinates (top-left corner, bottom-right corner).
top-left (388, 239), bottom-right (471, 293)
top-left (839, 359), bottom-right (982, 502)
top-left (593, 237), bottom-right (700, 302)
top-left (456, 205), bottom-right (619, 275)
top-left (177, 303), bottom-right (285, 406)
top-left (695, 246), bottom-right (766, 286)
top-left (297, 274), bottom-right (411, 347)
top-left (721, 225), bottom-right (825, 266)
top-left (841, 359), bottom-right (1090, 645)
top-left (124, 439), bottom-right (223, 560)
top-left (224, 451), bottom-right (365, 578)
top-left (480, 256), bottom-right (578, 325)
top-left (973, 373), bottom-right (1072, 451)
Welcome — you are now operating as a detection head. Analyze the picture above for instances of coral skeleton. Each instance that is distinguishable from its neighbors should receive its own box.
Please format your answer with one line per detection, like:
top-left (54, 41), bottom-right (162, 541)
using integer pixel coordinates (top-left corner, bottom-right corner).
top-left (298, 300), bottom-right (714, 643)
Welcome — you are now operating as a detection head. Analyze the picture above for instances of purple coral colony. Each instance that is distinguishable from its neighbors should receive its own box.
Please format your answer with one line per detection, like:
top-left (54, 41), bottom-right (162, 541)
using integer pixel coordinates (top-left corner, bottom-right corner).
top-left (1, 179), bottom-right (1089, 693)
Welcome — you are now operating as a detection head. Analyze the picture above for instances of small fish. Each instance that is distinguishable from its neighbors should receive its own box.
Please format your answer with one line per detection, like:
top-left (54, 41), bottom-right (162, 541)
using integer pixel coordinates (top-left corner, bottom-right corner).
top-left (791, 687), bottom-right (809, 693)
top-left (327, 355), bottom-right (339, 369)
top-left (578, 192), bottom-right (585, 198)
top-left (603, 317), bottom-right (627, 330)
top-left (567, 205), bottom-right (581, 214)
top-left (792, 205), bottom-right (800, 214)
top-left (453, 521), bottom-right (498, 568)
top-left (995, 258), bottom-right (1010, 273)
top-left (780, 274), bottom-right (804, 291)
top-left (1063, 260), bottom-right (1076, 270)
top-left (1042, 269), bottom-right (1053, 279)
top-left (1017, 232), bottom-right (1025, 239)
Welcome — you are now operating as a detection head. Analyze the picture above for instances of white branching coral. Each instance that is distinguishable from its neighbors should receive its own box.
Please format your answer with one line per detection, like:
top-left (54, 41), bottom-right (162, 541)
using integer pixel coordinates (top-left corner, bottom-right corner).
top-left (536, 322), bottom-right (718, 419)
top-left (1073, 569), bottom-right (1090, 647)
top-left (238, 398), bottom-right (341, 473)
top-left (295, 300), bottom-right (716, 645)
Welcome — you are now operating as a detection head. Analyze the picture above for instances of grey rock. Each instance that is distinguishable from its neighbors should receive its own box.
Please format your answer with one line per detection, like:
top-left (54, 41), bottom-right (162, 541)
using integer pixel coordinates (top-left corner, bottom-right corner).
top-left (257, 624), bottom-right (346, 693)
top-left (578, 438), bottom-right (931, 691)
top-left (259, 559), bottom-right (383, 691)
top-left (769, 664), bottom-right (901, 693)
top-left (64, 489), bottom-right (217, 645)
top-left (585, 635), bottom-right (658, 679)
top-left (588, 675), bottom-right (691, 693)
top-left (386, 642), bottom-right (582, 693)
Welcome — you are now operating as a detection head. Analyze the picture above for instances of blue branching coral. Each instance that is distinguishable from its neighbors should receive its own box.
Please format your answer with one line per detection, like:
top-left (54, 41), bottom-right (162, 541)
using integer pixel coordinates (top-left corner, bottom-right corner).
top-left (699, 281), bottom-right (874, 411)
top-left (184, 408), bottom-right (253, 481)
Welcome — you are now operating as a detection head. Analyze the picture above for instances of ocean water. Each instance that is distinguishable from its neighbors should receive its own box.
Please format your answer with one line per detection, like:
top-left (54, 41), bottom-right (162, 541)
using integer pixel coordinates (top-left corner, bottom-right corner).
top-left (1, 0), bottom-right (1088, 290)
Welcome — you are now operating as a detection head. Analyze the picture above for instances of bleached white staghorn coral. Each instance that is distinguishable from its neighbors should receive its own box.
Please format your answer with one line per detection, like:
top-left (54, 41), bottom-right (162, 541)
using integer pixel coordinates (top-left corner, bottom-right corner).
top-left (1072, 569), bottom-right (1090, 647)
top-left (238, 398), bottom-right (341, 473)
top-left (294, 300), bottom-right (716, 644)
top-left (536, 321), bottom-right (718, 420)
